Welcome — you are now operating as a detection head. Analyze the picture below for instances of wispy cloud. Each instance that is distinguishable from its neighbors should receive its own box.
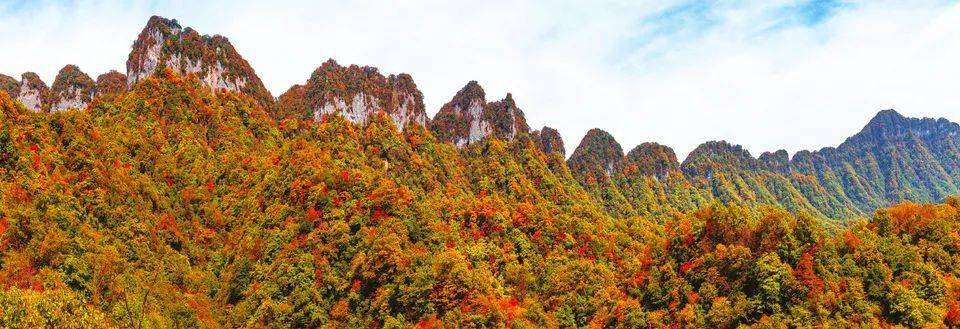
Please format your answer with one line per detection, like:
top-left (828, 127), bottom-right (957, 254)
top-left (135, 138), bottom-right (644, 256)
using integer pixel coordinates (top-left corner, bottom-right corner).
top-left (796, 0), bottom-right (846, 25)
top-left (1, 0), bottom-right (958, 160)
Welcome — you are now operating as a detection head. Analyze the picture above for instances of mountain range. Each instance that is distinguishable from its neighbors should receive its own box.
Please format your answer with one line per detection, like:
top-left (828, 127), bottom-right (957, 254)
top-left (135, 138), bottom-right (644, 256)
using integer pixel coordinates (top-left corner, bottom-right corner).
top-left (569, 109), bottom-right (960, 224)
top-left (2, 15), bottom-right (960, 327)
top-left (4, 16), bottom-right (956, 224)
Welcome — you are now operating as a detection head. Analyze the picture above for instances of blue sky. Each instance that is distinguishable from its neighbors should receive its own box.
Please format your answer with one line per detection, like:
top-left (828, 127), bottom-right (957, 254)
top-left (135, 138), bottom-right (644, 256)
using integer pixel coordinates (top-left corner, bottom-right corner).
top-left (2, 0), bottom-right (959, 159)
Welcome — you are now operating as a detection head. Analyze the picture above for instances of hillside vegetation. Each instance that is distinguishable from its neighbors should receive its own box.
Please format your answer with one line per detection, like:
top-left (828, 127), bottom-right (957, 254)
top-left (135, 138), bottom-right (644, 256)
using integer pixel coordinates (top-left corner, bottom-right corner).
top-left (1, 72), bottom-right (959, 328)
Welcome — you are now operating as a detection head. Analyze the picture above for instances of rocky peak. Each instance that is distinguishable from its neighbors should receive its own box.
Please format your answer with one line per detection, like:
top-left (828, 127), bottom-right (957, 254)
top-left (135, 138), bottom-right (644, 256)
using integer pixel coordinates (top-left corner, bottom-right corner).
top-left (95, 70), bottom-right (128, 97)
top-left (625, 142), bottom-right (679, 180)
top-left (17, 72), bottom-right (49, 112)
top-left (0, 74), bottom-right (18, 98)
top-left (867, 109), bottom-right (907, 127)
top-left (50, 65), bottom-right (96, 111)
top-left (483, 93), bottom-right (530, 141)
top-left (758, 149), bottom-right (790, 174)
top-left (681, 140), bottom-right (758, 177)
top-left (532, 126), bottom-right (565, 155)
top-left (430, 81), bottom-right (530, 148)
top-left (845, 109), bottom-right (960, 148)
top-left (567, 128), bottom-right (624, 182)
top-left (126, 15), bottom-right (273, 106)
top-left (447, 80), bottom-right (485, 111)
top-left (297, 59), bottom-right (428, 129)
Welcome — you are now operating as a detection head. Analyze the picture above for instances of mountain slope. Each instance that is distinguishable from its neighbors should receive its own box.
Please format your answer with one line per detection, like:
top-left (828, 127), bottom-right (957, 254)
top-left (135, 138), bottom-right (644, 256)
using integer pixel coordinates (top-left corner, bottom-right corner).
top-left (567, 110), bottom-right (960, 222)
top-left (0, 73), bottom-right (626, 327)
top-left (3, 78), bottom-right (960, 327)
top-left (2, 15), bottom-right (960, 328)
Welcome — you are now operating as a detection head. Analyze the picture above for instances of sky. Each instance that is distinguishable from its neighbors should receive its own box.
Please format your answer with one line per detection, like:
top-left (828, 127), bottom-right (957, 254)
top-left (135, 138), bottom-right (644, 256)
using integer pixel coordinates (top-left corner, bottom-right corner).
top-left (2, 0), bottom-right (959, 160)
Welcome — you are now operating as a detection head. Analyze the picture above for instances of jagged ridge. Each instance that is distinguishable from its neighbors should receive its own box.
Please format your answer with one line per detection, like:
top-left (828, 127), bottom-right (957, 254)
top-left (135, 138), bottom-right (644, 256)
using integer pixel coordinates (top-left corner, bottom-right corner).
top-left (279, 59), bottom-right (428, 129)
top-left (430, 81), bottom-right (530, 147)
top-left (566, 109), bottom-right (960, 221)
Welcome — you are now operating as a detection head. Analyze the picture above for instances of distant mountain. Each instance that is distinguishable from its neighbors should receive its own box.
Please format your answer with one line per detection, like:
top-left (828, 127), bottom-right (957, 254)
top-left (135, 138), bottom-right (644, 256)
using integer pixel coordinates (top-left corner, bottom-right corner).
top-left (796, 109), bottom-right (960, 211)
top-left (1, 68), bottom-right (129, 113)
top-left (1, 15), bottom-right (957, 223)
top-left (567, 109), bottom-right (960, 222)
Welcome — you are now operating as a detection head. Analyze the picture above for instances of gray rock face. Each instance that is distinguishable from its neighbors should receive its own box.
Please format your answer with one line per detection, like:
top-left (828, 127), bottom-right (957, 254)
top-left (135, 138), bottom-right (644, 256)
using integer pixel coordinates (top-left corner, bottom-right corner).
top-left (17, 72), bottom-right (49, 112)
top-left (126, 16), bottom-right (273, 106)
top-left (533, 126), bottom-right (565, 155)
top-left (430, 81), bottom-right (530, 148)
top-left (278, 59), bottom-right (429, 129)
top-left (50, 65), bottom-right (96, 112)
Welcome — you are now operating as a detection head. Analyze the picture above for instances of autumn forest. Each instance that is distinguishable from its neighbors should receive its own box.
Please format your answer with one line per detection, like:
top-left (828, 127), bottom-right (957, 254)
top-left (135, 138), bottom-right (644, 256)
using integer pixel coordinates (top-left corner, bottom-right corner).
top-left (2, 16), bottom-right (960, 328)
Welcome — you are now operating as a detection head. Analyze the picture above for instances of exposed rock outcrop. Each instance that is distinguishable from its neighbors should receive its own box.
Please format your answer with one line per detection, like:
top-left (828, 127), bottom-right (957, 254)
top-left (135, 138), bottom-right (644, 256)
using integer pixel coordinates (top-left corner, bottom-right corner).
top-left (50, 65), bottom-right (96, 111)
top-left (532, 126), bottom-right (565, 155)
top-left (17, 72), bottom-right (49, 112)
top-left (431, 81), bottom-right (530, 147)
top-left (299, 59), bottom-right (428, 129)
top-left (126, 16), bottom-right (273, 107)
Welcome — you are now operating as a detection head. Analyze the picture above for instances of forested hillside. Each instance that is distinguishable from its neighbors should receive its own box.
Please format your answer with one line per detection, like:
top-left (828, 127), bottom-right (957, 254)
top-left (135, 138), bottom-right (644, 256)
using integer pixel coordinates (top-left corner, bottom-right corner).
top-left (0, 71), bottom-right (959, 327)
top-left (567, 110), bottom-right (960, 224)
top-left (1, 15), bottom-right (960, 328)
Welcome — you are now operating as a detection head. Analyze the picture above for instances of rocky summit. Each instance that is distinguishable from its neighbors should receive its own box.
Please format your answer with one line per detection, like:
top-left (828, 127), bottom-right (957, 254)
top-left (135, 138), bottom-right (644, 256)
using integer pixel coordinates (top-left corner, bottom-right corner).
top-left (280, 59), bottom-right (429, 129)
top-left (49, 65), bottom-right (96, 112)
top-left (625, 142), bottom-right (680, 180)
top-left (532, 126), bottom-right (565, 155)
top-left (430, 81), bottom-right (530, 147)
top-left (567, 128), bottom-right (624, 183)
top-left (16, 72), bottom-right (49, 112)
top-left (126, 16), bottom-right (273, 107)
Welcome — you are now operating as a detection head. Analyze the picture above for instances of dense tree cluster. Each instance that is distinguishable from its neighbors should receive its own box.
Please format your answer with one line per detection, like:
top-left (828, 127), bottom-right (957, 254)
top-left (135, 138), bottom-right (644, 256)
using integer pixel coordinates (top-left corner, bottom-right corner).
top-left (0, 74), bottom-right (18, 98)
top-left (0, 71), bottom-right (958, 328)
top-left (95, 71), bottom-right (129, 100)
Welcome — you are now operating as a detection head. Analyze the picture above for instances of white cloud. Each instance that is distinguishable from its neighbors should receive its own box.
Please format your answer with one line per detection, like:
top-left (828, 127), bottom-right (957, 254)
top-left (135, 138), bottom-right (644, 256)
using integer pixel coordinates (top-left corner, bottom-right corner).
top-left (1, 0), bottom-right (958, 160)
